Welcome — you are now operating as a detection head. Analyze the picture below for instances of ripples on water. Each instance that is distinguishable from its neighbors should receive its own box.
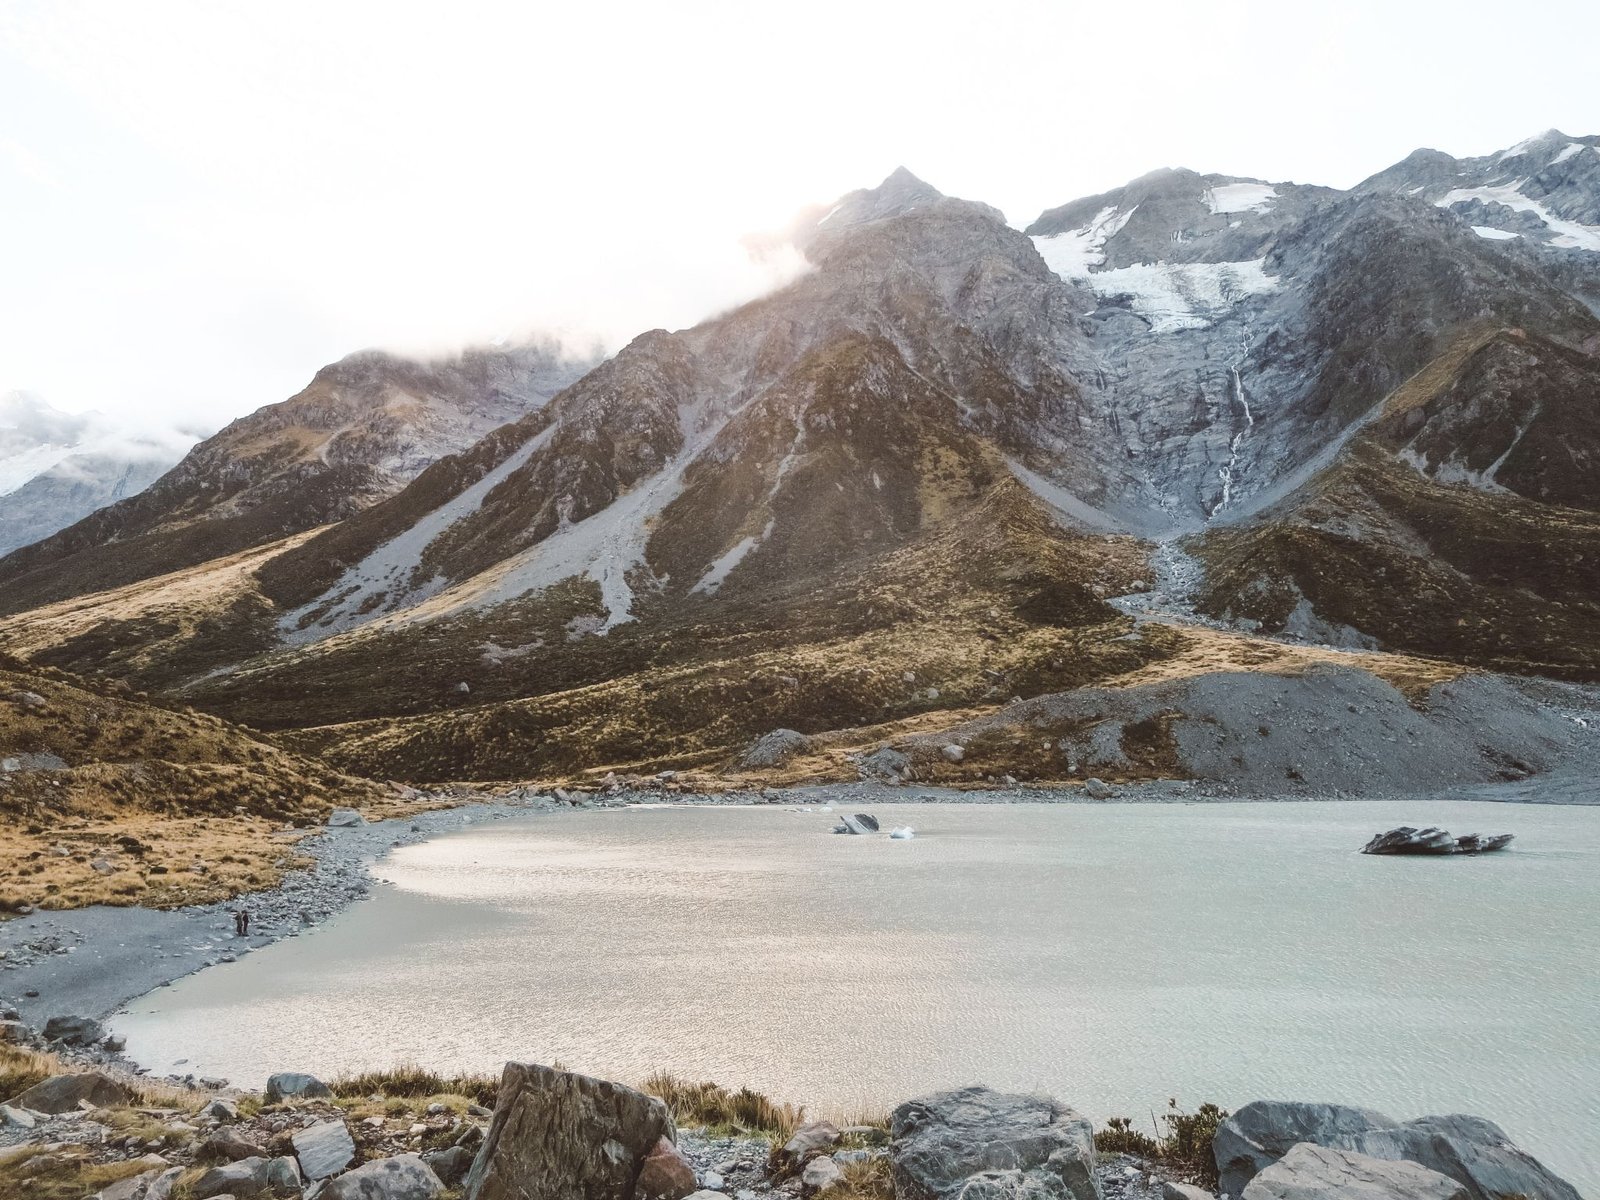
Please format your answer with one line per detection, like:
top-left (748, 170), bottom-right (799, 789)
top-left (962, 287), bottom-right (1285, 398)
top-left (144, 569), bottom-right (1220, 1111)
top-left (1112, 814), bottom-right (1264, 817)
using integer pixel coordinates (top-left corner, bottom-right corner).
top-left (115, 802), bottom-right (1600, 1192)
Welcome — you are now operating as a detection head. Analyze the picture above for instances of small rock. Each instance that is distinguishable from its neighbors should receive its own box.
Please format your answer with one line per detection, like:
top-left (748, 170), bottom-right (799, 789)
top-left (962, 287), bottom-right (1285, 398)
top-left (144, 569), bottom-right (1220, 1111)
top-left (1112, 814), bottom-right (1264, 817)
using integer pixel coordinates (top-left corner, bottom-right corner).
top-left (1163, 1184), bottom-right (1216, 1200)
top-left (264, 1071), bottom-right (332, 1103)
top-left (292, 1117), bottom-right (356, 1180)
top-left (801, 1156), bottom-right (844, 1194)
top-left (940, 744), bottom-right (965, 764)
top-left (638, 1136), bottom-right (699, 1200)
top-left (318, 1153), bottom-right (444, 1199)
top-left (326, 807), bottom-right (365, 828)
top-left (1084, 778), bottom-right (1114, 799)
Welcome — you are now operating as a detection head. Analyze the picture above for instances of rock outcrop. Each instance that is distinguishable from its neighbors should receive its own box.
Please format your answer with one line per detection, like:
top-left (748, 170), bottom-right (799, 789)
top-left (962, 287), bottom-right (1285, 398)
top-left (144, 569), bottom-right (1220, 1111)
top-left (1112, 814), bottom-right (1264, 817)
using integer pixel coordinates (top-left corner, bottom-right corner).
top-left (890, 1086), bottom-right (1101, 1200)
top-left (1241, 1143), bottom-right (1469, 1200)
top-left (463, 1062), bottom-right (675, 1200)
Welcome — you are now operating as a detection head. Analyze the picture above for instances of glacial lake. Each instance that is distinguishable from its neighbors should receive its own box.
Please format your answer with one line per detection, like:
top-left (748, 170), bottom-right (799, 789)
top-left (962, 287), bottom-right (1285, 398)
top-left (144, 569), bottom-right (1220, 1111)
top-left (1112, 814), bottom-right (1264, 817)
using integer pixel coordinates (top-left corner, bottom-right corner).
top-left (115, 802), bottom-right (1600, 1193)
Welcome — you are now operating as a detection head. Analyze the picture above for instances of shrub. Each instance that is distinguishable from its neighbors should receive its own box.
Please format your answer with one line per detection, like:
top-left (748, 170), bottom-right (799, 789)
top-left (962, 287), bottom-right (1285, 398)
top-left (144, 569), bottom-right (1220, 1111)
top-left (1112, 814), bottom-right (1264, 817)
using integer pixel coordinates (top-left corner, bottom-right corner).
top-left (1095, 1100), bottom-right (1229, 1189)
top-left (639, 1071), bottom-right (802, 1140)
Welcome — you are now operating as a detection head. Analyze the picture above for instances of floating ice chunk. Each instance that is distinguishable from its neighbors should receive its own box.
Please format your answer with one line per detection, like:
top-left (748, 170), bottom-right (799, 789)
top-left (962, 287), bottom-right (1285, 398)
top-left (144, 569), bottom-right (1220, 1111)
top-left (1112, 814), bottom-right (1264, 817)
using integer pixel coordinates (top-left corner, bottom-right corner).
top-left (888, 826), bottom-right (916, 840)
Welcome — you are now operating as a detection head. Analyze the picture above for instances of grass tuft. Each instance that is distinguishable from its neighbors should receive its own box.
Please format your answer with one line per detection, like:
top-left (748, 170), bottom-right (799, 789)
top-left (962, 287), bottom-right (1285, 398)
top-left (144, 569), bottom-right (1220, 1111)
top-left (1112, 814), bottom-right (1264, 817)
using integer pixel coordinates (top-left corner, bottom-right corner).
top-left (328, 1062), bottom-right (499, 1109)
top-left (639, 1071), bottom-right (803, 1140)
top-left (1096, 1100), bottom-right (1229, 1188)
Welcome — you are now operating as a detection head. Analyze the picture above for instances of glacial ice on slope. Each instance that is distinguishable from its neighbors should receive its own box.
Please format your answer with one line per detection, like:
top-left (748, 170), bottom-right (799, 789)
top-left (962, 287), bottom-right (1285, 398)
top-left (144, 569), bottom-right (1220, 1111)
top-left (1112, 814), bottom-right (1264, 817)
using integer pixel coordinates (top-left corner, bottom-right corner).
top-left (1029, 205), bottom-right (1136, 280)
top-left (1437, 182), bottom-right (1600, 252)
top-left (1471, 226), bottom-right (1520, 240)
top-left (1205, 182), bottom-right (1278, 215)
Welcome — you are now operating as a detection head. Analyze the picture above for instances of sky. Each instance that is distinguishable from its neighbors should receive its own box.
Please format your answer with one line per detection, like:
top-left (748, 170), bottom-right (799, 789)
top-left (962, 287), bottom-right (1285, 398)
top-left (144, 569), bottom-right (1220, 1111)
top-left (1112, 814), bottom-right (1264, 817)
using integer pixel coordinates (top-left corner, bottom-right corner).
top-left (3, 0), bottom-right (1598, 432)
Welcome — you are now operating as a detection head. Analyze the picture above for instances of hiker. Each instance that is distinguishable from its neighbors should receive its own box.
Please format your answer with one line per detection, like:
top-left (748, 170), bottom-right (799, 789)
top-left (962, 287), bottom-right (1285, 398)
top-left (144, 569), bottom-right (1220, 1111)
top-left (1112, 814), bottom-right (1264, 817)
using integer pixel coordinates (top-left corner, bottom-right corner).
top-left (234, 908), bottom-right (249, 937)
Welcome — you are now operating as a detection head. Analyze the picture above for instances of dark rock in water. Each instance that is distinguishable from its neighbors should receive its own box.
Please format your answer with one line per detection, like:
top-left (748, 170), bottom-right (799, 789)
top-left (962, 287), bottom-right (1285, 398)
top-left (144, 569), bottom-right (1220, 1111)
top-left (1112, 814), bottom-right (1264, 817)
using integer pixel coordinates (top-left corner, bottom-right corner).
top-left (1213, 1100), bottom-right (1582, 1200)
top-left (464, 1061), bottom-right (673, 1200)
top-left (1360, 827), bottom-right (1512, 855)
top-left (890, 1085), bottom-right (1100, 1200)
top-left (8, 1071), bottom-right (128, 1114)
top-left (1453, 833), bottom-right (1514, 853)
top-left (1241, 1143), bottom-right (1468, 1200)
top-left (834, 814), bottom-right (879, 835)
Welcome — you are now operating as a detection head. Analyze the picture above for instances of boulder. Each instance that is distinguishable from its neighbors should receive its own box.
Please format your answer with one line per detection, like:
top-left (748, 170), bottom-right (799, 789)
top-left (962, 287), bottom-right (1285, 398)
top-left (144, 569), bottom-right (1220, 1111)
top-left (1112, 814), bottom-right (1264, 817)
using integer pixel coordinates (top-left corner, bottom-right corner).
top-left (1, 1103), bottom-right (37, 1128)
top-left (190, 1154), bottom-right (302, 1199)
top-left (1083, 778), bottom-right (1114, 799)
top-left (1354, 1114), bottom-right (1583, 1200)
top-left (88, 1156), bottom-right (173, 1200)
top-left (422, 1144), bottom-right (475, 1185)
top-left (8, 1070), bottom-right (128, 1113)
top-left (636, 1136), bottom-right (698, 1200)
top-left (327, 807), bottom-right (366, 828)
top-left (0, 1018), bottom-right (29, 1044)
top-left (293, 1117), bottom-right (357, 1179)
top-left (889, 1086), bottom-right (1100, 1200)
top-left (941, 744), bottom-right (965, 764)
top-left (1241, 1143), bottom-right (1468, 1200)
top-left (200, 1096), bottom-right (240, 1123)
top-left (740, 729), bottom-right (813, 769)
top-left (779, 1120), bottom-right (841, 1169)
top-left (1162, 1185), bottom-right (1214, 1200)
top-left (802, 1156), bottom-right (844, 1194)
top-left (42, 1014), bottom-right (105, 1046)
top-left (319, 1153), bottom-right (444, 1199)
top-left (265, 1071), bottom-right (333, 1103)
top-left (1213, 1102), bottom-right (1582, 1200)
top-left (198, 1128), bottom-right (269, 1163)
top-left (463, 1062), bottom-right (674, 1200)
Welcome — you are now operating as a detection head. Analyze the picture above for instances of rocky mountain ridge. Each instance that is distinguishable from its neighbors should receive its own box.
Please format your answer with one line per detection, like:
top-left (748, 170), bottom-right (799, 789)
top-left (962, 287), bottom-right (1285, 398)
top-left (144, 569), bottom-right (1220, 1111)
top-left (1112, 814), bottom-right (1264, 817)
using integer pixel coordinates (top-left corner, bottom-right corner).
top-left (0, 129), bottom-right (1597, 781)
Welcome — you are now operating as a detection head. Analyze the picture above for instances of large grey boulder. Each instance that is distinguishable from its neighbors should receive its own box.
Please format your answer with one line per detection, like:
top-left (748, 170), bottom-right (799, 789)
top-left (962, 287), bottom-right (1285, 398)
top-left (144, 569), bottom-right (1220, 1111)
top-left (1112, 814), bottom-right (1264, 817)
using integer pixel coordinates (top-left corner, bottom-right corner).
top-left (1215, 1101), bottom-right (1398, 1195)
top-left (463, 1062), bottom-right (675, 1200)
top-left (1241, 1143), bottom-right (1468, 1200)
top-left (890, 1086), bottom-right (1101, 1200)
top-left (740, 729), bottom-right (812, 769)
top-left (1355, 1114), bottom-right (1584, 1200)
top-left (318, 1153), bottom-right (444, 1199)
top-left (190, 1154), bottom-right (302, 1199)
top-left (1214, 1102), bottom-right (1583, 1200)
top-left (42, 1014), bottom-right (106, 1046)
top-left (265, 1071), bottom-right (333, 1103)
top-left (327, 807), bottom-right (366, 828)
top-left (294, 1117), bottom-right (357, 1180)
top-left (8, 1070), bottom-right (129, 1113)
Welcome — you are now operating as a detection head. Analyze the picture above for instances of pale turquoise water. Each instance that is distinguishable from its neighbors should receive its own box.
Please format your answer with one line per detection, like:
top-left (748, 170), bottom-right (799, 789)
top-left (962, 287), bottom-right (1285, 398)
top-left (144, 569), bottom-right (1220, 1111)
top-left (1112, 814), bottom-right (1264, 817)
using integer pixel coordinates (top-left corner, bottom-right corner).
top-left (116, 802), bottom-right (1600, 1193)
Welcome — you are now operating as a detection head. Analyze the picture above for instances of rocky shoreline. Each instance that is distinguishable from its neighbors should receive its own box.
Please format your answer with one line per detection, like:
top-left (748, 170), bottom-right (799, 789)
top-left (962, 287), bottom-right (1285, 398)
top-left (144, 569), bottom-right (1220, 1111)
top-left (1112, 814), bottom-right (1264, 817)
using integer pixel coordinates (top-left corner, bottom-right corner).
top-left (0, 1046), bottom-right (1585, 1200)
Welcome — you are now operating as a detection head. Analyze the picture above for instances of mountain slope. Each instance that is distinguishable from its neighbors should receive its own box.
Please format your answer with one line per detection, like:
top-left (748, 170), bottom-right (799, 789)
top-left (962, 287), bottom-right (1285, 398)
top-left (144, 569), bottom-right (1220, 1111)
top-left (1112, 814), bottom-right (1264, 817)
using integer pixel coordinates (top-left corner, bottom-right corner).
top-left (0, 340), bottom-right (594, 613)
top-left (0, 393), bottom-right (199, 555)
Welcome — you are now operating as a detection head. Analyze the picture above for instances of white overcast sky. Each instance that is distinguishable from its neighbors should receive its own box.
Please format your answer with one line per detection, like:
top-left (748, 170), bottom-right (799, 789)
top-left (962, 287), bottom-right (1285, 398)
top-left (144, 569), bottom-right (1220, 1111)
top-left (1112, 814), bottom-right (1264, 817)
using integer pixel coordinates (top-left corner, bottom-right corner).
top-left (3, 0), bottom-right (1597, 430)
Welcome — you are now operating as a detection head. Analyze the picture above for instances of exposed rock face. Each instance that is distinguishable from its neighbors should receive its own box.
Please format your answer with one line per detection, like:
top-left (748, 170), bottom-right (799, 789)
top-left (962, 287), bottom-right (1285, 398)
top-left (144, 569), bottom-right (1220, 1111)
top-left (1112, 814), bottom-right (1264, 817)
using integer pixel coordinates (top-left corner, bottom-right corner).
top-left (7, 1070), bottom-right (128, 1113)
top-left (264, 1071), bottom-right (333, 1103)
top-left (1213, 1101), bottom-right (1583, 1200)
top-left (889, 1086), bottom-right (1101, 1200)
top-left (1241, 1143), bottom-right (1468, 1200)
top-left (463, 1062), bottom-right (675, 1200)
top-left (317, 1153), bottom-right (445, 1200)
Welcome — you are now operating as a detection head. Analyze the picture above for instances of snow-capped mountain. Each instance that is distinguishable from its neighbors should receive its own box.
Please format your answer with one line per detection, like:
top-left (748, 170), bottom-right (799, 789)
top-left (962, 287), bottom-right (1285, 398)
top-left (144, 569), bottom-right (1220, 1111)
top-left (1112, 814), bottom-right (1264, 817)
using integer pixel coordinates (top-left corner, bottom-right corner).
top-left (2, 129), bottom-right (1598, 779)
top-left (0, 338), bottom-right (598, 611)
top-left (0, 393), bottom-right (200, 555)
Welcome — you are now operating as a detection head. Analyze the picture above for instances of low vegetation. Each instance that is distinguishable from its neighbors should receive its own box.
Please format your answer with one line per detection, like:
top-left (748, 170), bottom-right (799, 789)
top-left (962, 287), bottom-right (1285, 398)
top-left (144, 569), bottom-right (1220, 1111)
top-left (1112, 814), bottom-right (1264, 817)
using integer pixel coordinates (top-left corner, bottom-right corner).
top-left (329, 1062), bottom-right (500, 1109)
top-left (640, 1071), bottom-right (805, 1141)
top-left (1096, 1100), bottom-right (1230, 1188)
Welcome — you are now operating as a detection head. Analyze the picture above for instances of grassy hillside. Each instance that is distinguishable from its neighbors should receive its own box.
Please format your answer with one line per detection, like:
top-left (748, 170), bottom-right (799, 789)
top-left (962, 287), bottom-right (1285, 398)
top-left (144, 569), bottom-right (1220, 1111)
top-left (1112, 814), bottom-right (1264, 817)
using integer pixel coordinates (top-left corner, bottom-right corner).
top-left (0, 655), bottom-right (393, 909)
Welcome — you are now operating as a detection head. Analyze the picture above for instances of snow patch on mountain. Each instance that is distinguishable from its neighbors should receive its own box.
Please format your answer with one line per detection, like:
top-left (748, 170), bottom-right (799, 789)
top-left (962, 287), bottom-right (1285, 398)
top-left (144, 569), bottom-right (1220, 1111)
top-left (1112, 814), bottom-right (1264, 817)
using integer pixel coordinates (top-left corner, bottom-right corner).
top-left (1437, 183), bottom-right (1600, 251)
top-left (1030, 205), bottom-right (1136, 280)
top-left (1086, 258), bottom-right (1280, 332)
top-left (693, 522), bottom-right (772, 594)
top-left (1550, 142), bottom-right (1587, 166)
top-left (1206, 183), bottom-right (1278, 214)
top-left (1471, 225), bottom-right (1520, 240)
top-left (281, 425), bottom-right (559, 644)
